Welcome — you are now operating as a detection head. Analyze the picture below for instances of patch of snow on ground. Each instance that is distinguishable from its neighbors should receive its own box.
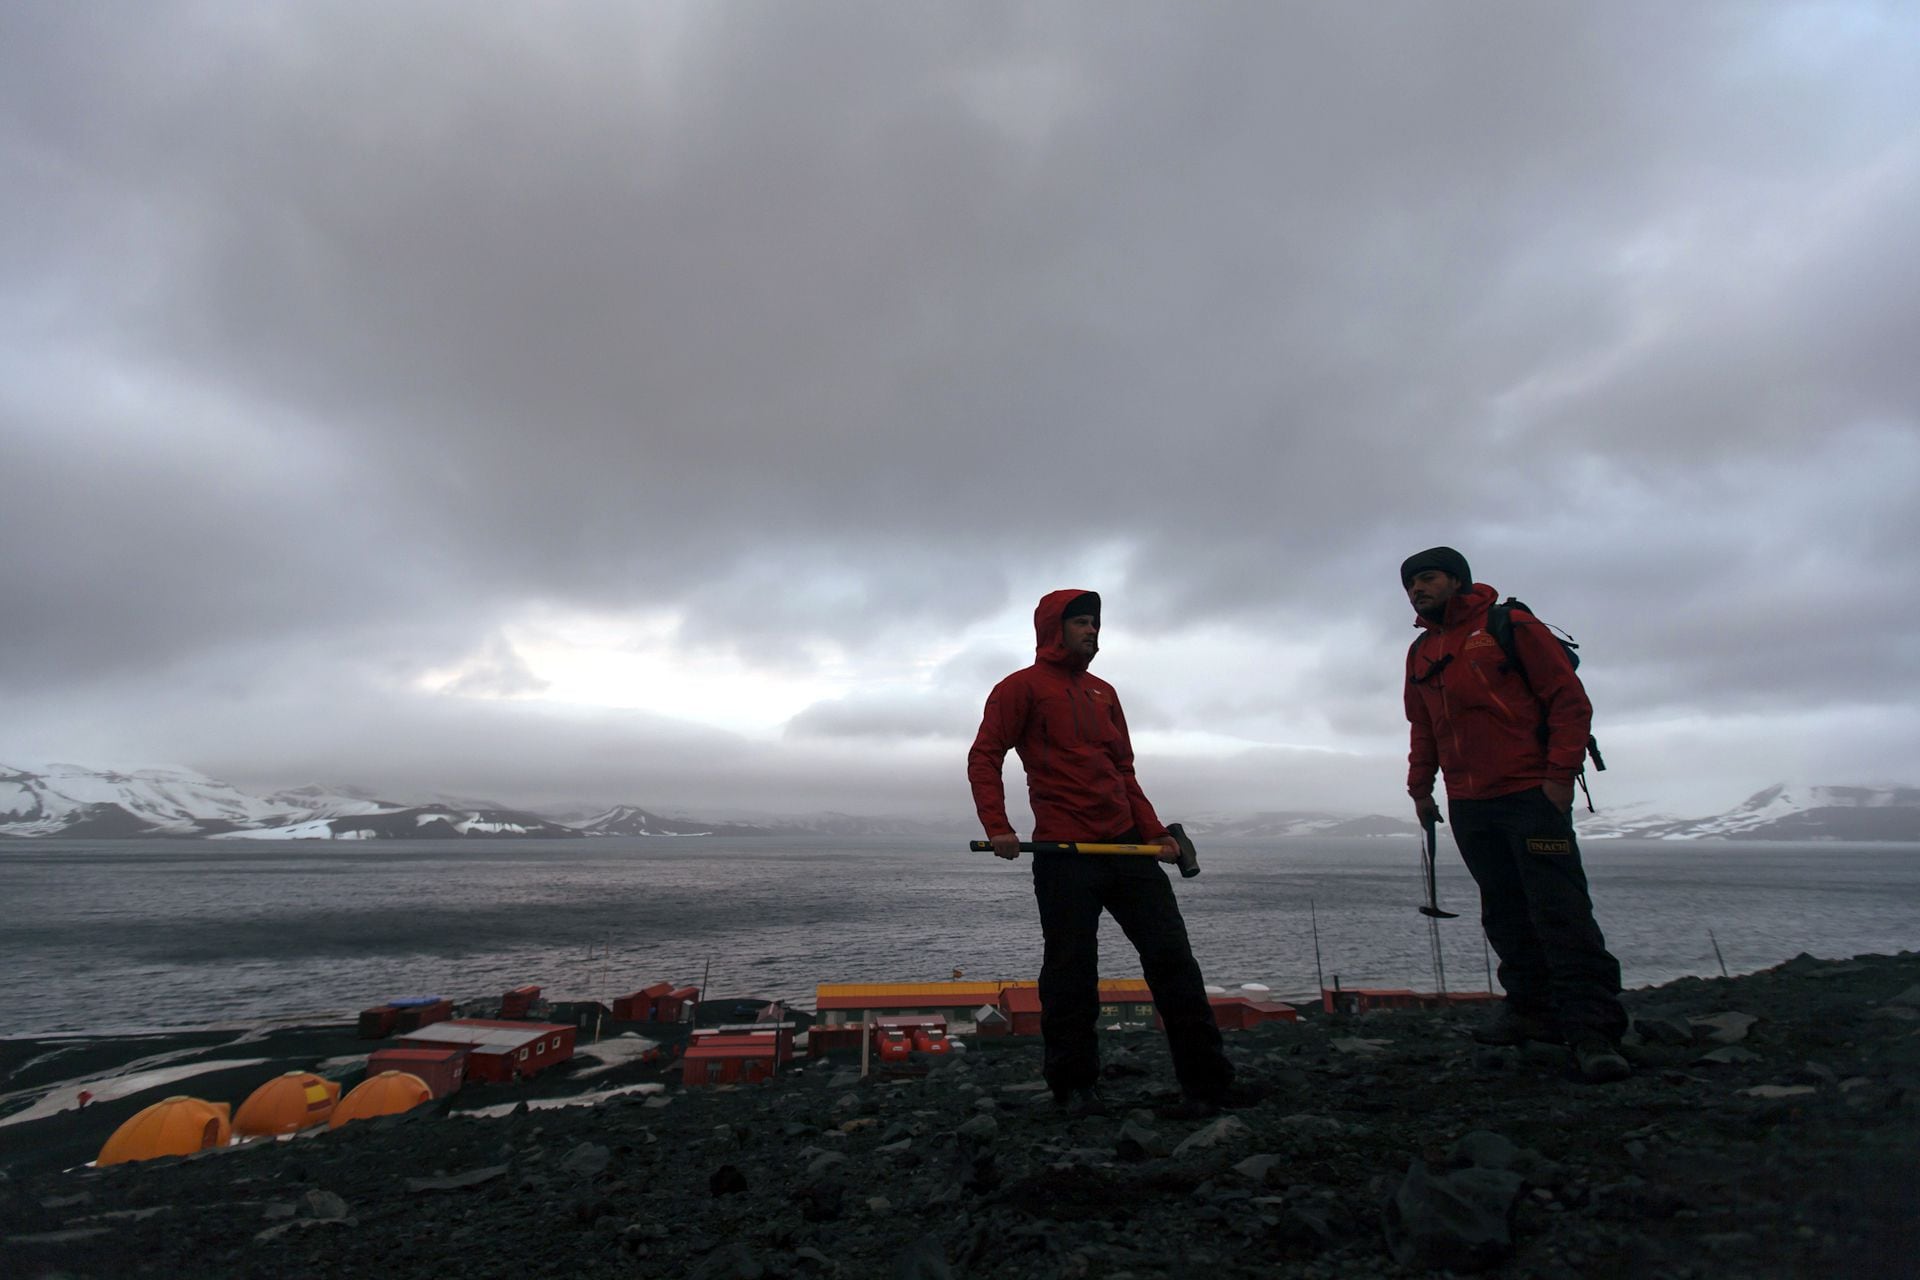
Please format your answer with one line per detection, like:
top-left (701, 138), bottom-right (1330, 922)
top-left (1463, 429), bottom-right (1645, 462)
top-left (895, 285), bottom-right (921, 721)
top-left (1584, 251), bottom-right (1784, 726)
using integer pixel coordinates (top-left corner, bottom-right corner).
top-left (456, 1082), bottom-right (665, 1118)
top-left (0, 1059), bottom-right (272, 1128)
top-left (571, 1034), bottom-right (660, 1078)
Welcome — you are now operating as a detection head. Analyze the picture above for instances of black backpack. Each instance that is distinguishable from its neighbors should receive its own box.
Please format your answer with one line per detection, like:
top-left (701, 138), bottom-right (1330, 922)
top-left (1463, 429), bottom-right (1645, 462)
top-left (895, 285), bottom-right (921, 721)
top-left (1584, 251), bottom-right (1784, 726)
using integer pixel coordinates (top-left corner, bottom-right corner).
top-left (1487, 598), bottom-right (1606, 808)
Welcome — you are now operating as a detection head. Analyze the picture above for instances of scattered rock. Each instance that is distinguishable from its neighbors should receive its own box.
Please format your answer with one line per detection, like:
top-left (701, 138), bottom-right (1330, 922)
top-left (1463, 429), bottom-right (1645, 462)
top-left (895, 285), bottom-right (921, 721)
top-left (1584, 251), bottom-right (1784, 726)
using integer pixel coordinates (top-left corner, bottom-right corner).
top-left (1173, 1115), bottom-right (1251, 1156)
top-left (793, 1180), bottom-right (844, 1222)
top-left (254, 1219), bottom-right (351, 1244)
top-left (709, 1164), bottom-right (749, 1197)
top-left (560, 1141), bottom-right (610, 1177)
top-left (1805, 962), bottom-right (1868, 979)
top-left (12, 1226), bottom-right (116, 1246)
top-left (405, 1165), bottom-right (507, 1193)
top-left (1232, 1153), bottom-right (1282, 1184)
top-left (301, 1190), bottom-right (349, 1221)
top-left (689, 1241), bottom-right (765, 1280)
top-left (955, 1114), bottom-right (997, 1141)
top-left (1631, 1013), bottom-right (1696, 1045)
top-left (1381, 1158), bottom-right (1523, 1273)
top-left (1887, 984), bottom-right (1920, 1008)
top-left (1689, 1012), bottom-right (1760, 1044)
top-left (1696, 1046), bottom-right (1760, 1065)
top-left (1115, 1120), bottom-right (1171, 1161)
top-left (1447, 1130), bottom-right (1519, 1171)
top-left (1275, 1113), bottom-right (1350, 1137)
top-left (1742, 1085), bottom-right (1818, 1100)
top-left (1331, 1037), bottom-right (1392, 1055)
top-left (891, 1232), bottom-right (952, 1279)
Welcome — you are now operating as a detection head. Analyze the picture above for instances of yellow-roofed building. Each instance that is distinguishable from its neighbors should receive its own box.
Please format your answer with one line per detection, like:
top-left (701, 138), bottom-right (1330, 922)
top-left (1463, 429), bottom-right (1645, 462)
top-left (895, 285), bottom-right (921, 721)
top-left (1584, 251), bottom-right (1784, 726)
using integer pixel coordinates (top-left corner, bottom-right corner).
top-left (329, 1070), bottom-right (433, 1128)
top-left (234, 1071), bottom-right (342, 1137)
top-left (97, 1096), bottom-right (231, 1166)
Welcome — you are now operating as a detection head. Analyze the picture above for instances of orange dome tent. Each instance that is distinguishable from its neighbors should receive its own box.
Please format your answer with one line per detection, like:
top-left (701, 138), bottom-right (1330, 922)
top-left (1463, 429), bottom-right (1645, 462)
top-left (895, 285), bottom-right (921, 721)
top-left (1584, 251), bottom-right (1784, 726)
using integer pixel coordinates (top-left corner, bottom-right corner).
top-left (329, 1070), bottom-right (433, 1128)
top-left (234, 1071), bottom-right (342, 1137)
top-left (97, 1096), bottom-right (232, 1166)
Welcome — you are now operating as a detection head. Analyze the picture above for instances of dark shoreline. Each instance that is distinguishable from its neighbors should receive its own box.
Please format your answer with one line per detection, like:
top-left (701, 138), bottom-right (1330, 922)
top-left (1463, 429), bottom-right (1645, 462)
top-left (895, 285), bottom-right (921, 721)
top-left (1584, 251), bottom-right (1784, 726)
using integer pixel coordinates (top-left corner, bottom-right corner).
top-left (5, 951), bottom-right (1919, 1278)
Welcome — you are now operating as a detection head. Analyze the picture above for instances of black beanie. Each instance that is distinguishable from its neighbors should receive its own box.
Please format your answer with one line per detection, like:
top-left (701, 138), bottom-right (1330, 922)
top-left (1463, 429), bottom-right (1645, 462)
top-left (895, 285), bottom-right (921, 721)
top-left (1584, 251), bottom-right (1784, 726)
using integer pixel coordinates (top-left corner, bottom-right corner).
top-left (1061, 591), bottom-right (1101, 621)
top-left (1400, 547), bottom-right (1471, 588)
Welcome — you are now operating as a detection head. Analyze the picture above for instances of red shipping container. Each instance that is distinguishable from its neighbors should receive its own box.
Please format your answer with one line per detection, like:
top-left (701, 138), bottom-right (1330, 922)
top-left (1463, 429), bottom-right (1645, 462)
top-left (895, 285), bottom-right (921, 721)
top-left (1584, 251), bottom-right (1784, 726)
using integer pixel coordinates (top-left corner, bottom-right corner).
top-left (807, 1024), bottom-right (865, 1057)
top-left (501, 985), bottom-right (541, 1018)
top-left (393, 999), bottom-right (453, 1032)
top-left (682, 1033), bottom-right (778, 1086)
top-left (658, 986), bottom-right (700, 1023)
top-left (367, 1047), bottom-right (468, 1098)
top-left (357, 1006), bottom-right (399, 1040)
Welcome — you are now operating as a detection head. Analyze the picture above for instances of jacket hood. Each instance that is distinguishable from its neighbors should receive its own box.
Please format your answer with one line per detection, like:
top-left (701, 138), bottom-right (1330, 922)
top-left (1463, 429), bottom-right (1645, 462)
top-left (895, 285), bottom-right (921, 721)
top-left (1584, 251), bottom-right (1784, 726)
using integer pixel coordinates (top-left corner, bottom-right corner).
top-left (1415, 581), bottom-right (1497, 631)
top-left (1034, 588), bottom-right (1097, 670)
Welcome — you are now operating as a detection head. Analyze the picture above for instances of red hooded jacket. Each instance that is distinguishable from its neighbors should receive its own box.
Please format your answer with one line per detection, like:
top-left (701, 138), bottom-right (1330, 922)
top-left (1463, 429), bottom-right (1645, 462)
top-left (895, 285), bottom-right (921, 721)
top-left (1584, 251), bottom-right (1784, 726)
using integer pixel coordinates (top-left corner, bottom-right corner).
top-left (968, 589), bottom-right (1168, 843)
top-left (1405, 583), bottom-right (1594, 802)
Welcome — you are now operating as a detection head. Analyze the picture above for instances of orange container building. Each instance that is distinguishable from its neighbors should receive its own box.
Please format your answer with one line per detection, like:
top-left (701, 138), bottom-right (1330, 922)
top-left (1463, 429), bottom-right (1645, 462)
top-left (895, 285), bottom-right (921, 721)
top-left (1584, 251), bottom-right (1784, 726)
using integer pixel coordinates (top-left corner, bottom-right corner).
top-left (97, 1097), bottom-right (232, 1166)
top-left (234, 1072), bottom-right (342, 1137)
top-left (331, 1070), bottom-right (434, 1127)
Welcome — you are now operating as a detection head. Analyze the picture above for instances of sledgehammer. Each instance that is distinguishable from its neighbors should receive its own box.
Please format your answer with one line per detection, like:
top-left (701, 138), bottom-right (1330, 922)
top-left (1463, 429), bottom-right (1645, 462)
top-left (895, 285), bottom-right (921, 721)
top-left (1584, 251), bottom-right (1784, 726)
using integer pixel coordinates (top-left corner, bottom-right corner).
top-left (968, 822), bottom-right (1201, 878)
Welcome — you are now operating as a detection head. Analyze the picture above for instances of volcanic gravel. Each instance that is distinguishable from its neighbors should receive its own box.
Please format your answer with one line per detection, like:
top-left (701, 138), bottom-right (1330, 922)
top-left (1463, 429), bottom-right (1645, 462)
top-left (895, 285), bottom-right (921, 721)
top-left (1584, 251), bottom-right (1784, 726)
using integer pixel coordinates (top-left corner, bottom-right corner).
top-left (4, 951), bottom-right (1918, 1278)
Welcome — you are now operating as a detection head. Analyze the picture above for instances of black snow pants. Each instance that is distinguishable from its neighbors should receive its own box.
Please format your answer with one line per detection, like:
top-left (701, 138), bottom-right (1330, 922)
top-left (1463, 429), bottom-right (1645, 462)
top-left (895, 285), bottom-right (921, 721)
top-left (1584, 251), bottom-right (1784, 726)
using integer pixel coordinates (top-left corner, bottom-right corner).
top-left (1448, 786), bottom-right (1629, 1042)
top-left (1031, 831), bottom-right (1233, 1100)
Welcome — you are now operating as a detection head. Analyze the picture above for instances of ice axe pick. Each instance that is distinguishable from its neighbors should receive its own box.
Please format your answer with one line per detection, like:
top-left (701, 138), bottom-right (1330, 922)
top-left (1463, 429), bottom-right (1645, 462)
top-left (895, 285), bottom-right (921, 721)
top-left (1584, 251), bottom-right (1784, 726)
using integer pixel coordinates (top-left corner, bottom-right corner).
top-left (1419, 812), bottom-right (1459, 919)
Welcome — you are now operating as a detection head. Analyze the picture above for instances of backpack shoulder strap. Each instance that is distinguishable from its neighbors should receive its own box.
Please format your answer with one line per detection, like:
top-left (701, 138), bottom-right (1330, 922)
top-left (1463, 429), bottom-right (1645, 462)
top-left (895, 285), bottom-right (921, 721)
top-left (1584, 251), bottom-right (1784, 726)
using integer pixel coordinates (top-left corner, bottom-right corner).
top-left (1486, 598), bottom-right (1526, 679)
top-left (1406, 629), bottom-right (1453, 685)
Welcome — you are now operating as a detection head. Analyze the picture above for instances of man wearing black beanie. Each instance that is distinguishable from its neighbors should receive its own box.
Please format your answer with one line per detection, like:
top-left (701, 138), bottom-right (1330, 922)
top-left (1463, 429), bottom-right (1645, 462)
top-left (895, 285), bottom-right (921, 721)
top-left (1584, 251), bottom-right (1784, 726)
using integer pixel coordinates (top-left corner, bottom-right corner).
top-left (1400, 548), bottom-right (1630, 1083)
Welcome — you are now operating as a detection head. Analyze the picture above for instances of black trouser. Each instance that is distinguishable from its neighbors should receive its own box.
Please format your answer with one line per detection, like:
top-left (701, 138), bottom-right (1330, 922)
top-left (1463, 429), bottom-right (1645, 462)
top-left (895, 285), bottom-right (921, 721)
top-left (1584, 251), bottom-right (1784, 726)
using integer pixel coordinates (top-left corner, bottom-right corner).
top-left (1448, 787), bottom-right (1628, 1042)
top-left (1031, 832), bottom-right (1233, 1100)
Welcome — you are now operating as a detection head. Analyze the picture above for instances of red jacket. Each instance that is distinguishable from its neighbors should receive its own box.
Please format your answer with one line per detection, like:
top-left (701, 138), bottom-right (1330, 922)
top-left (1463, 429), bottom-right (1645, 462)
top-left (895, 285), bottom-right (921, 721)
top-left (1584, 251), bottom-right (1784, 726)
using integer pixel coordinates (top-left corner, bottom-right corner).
top-left (968, 589), bottom-right (1167, 843)
top-left (1405, 583), bottom-right (1593, 802)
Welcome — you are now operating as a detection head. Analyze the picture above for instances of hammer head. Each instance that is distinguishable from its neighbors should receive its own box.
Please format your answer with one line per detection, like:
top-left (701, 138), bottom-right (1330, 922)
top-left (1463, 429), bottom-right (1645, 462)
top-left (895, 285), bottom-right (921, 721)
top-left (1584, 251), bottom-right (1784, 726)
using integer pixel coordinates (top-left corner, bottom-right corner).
top-left (1167, 822), bottom-right (1201, 878)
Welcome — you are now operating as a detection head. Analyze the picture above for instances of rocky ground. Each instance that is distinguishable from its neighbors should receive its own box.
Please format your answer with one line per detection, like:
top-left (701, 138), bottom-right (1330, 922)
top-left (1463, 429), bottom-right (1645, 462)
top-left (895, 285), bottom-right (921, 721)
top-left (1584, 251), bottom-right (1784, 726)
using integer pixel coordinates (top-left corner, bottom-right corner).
top-left (4, 951), bottom-right (1918, 1279)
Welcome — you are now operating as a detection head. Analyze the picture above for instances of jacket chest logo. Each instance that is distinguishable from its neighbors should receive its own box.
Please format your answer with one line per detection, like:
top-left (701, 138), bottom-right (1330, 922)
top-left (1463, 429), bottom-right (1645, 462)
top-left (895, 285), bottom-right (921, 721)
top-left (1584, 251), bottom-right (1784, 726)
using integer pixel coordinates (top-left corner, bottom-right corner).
top-left (1464, 634), bottom-right (1499, 652)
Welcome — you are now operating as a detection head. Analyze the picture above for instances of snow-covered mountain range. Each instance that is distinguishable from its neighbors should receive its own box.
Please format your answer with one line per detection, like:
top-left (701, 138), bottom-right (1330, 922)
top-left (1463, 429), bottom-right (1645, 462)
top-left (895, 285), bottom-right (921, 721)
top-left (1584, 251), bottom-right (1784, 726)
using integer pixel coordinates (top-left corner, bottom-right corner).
top-left (0, 764), bottom-right (578, 841)
top-left (1578, 784), bottom-right (1920, 842)
top-left (1, 764), bottom-right (1915, 842)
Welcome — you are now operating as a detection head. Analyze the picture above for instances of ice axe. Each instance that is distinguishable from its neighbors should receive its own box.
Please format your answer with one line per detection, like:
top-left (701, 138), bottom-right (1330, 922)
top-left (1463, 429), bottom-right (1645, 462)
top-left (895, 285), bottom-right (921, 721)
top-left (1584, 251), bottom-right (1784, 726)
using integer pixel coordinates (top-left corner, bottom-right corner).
top-left (969, 822), bottom-right (1201, 878)
top-left (1419, 812), bottom-right (1459, 919)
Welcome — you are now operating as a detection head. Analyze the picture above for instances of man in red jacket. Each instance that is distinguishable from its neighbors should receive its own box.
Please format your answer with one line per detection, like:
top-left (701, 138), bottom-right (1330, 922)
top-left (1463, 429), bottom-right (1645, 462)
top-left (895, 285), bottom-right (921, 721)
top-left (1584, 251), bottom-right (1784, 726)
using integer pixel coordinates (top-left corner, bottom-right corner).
top-left (970, 589), bottom-right (1236, 1116)
top-left (1401, 547), bottom-right (1630, 1083)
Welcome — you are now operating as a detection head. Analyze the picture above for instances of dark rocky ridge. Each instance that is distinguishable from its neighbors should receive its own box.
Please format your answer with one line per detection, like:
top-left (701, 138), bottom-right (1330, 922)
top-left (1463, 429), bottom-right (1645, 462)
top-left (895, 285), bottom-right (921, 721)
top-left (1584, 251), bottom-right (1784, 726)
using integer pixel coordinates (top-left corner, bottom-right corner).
top-left (4, 952), bottom-right (1918, 1278)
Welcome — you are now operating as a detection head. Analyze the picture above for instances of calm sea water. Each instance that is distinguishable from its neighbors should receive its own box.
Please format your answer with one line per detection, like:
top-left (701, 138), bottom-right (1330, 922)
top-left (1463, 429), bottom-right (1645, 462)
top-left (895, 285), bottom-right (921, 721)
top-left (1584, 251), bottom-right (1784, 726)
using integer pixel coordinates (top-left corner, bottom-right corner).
top-left (1, 837), bottom-right (1916, 1036)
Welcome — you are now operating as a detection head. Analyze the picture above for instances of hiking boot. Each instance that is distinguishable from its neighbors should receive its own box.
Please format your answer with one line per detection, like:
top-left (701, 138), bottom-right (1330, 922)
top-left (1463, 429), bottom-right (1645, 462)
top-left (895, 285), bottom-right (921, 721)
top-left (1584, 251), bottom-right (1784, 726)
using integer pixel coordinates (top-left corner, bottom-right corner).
top-left (1052, 1086), bottom-right (1108, 1118)
top-left (1471, 1005), bottom-right (1561, 1047)
top-left (1574, 1038), bottom-right (1631, 1084)
top-left (1153, 1082), bottom-right (1265, 1122)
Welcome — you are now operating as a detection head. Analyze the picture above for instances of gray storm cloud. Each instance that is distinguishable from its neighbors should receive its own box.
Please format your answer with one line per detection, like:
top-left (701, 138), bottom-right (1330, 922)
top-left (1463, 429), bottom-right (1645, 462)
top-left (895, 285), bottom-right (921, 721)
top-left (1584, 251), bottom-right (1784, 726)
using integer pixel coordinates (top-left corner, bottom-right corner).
top-left (2, 2), bottom-right (1916, 817)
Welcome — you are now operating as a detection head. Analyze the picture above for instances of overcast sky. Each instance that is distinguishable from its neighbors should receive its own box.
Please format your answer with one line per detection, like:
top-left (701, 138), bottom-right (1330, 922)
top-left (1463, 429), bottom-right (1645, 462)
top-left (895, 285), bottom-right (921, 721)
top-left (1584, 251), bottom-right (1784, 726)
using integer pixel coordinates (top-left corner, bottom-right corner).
top-left (3, 2), bottom-right (1916, 824)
